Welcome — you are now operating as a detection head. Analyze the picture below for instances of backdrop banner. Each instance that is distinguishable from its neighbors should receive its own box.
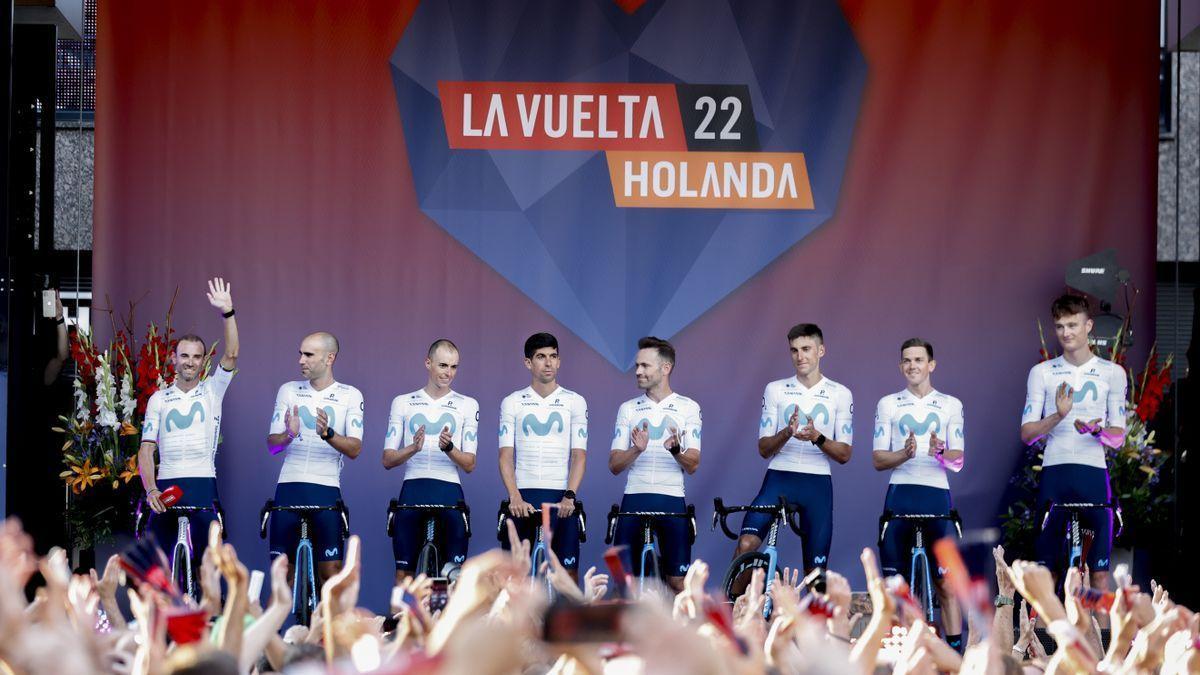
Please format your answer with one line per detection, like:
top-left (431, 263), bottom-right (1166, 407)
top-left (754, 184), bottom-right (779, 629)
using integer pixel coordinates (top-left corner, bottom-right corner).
top-left (96, 0), bottom-right (1158, 608)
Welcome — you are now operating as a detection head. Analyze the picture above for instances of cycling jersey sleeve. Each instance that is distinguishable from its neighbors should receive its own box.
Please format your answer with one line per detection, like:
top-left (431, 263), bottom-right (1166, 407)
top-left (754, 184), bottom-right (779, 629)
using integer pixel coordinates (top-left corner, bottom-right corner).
top-left (611, 402), bottom-right (631, 451)
top-left (758, 384), bottom-right (777, 440)
top-left (873, 396), bottom-right (892, 451)
top-left (384, 395), bottom-right (405, 451)
top-left (568, 395), bottom-right (587, 451)
top-left (834, 386), bottom-right (853, 444)
top-left (141, 391), bottom-right (162, 444)
top-left (684, 402), bottom-right (702, 452)
top-left (207, 364), bottom-right (235, 400)
top-left (947, 398), bottom-right (965, 452)
top-left (345, 388), bottom-right (365, 440)
top-left (1106, 365), bottom-right (1128, 429)
top-left (498, 395), bottom-right (516, 449)
top-left (1021, 365), bottom-right (1045, 425)
top-left (462, 397), bottom-right (480, 455)
top-left (269, 384), bottom-right (290, 435)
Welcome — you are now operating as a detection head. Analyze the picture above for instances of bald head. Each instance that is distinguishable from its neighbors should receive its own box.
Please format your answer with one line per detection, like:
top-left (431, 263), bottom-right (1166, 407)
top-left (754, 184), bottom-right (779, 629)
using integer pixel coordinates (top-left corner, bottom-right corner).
top-left (298, 332), bottom-right (339, 383)
top-left (306, 331), bottom-right (339, 355)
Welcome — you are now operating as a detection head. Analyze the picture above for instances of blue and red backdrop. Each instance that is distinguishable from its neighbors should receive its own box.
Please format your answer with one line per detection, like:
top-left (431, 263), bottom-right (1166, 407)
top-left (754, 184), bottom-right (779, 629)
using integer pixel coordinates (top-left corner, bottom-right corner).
top-left (96, 0), bottom-right (1158, 607)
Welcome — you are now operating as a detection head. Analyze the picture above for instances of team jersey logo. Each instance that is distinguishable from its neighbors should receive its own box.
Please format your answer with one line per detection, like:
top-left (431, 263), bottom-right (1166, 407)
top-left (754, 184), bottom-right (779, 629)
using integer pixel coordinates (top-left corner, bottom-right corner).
top-left (298, 405), bottom-right (336, 430)
top-left (1072, 381), bottom-right (1099, 402)
top-left (165, 402), bottom-right (206, 432)
top-left (898, 413), bottom-right (940, 437)
top-left (522, 412), bottom-right (564, 436)
top-left (410, 412), bottom-right (457, 436)
top-left (634, 416), bottom-right (680, 440)
top-left (783, 403), bottom-right (829, 426)
top-left (465, 430), bottom-right (477, 442)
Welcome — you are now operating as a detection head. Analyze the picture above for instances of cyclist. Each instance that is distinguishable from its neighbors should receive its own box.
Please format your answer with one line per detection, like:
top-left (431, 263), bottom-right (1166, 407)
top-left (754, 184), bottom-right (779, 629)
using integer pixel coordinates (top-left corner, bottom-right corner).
top-left (609, 336), bottom-right (701, 593)
top-left (382, 339), bottom-right (479, 582)
top-left (139, 278), bottom-right (239, 564)
top-left (735, 324), bottom-right (852, 573)
top-left (1020, 293), bottom-right (1127, 594)
top-left (498, 333), bottom-right (588, 578)
top-left (873, 337), bottom-right (965, 648)
top-left (266, 332), bottom-right (363, 584)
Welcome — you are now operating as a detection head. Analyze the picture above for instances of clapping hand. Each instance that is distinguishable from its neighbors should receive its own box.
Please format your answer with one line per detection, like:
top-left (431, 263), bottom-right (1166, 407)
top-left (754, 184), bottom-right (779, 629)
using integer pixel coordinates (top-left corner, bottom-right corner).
top-left (1055, 382), bottom-right (1074, 418)
top-left (928, 431), bottom-right (946, 456)
top-left (411, 425), bottom-right (426, 451)
top-left (904, 431), bottom-right (917, 459)
top-left (284, 405), bottom-right (300, 439)
top-left (438, 425), bottom-right (453, 452)
top-left (315, 409), bottom-right (331, 440)
top-left (796, 416), bottom-right (819, 443)
top-left (631, 421), bottom-right (650, 452)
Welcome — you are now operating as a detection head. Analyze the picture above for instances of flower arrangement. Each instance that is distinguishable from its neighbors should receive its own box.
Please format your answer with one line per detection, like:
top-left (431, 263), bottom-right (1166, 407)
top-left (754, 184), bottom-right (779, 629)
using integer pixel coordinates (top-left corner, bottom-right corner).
top-left (1001, 317), bottom-right (1175, 557)
top-left (54, 293), bottom-right (216, 549)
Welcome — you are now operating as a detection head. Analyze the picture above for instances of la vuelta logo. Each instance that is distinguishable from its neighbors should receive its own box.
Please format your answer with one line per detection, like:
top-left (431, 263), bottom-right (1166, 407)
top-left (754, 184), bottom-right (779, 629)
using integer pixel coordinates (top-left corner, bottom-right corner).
top-left (439, 81), bottom-right (813, 210)
top-left (389, 0), bottom-right (865, 368)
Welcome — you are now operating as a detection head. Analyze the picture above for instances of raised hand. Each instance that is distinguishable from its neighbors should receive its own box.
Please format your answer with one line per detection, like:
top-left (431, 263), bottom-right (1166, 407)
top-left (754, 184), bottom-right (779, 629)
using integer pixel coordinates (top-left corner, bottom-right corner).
top-left (787, 407), bottom-right (802, 437)
top-left (582, 566), bottom-right (609, 603)
top-left (992, 545), bottom-right (1015, 599)
top-left (505, 519), bottom-right (531, 576)
top-left (269, 554), bottom-right (291, 610)
top-left (438, 425), bottom-right (453, 452)
top-left (411, 425), bottom-right (426, 451)
top-left (206, 277), bottom-right (234, 314)
top-left (664, 426), bottom-right (681, 453)
top-left (285, 405), bottom-right (300, 438)
top-left (631, 421), bottom-right (650, 452)
top-left (904, 431), bottom-right (917, 459)
top-left (1055, 382), bottom-right (1074, 418)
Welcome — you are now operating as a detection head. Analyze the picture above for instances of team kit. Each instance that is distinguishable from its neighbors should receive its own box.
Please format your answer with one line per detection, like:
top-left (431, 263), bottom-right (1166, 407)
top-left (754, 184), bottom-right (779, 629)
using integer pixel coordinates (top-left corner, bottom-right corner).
top-left (139, 280), bottom-right (1126, 639)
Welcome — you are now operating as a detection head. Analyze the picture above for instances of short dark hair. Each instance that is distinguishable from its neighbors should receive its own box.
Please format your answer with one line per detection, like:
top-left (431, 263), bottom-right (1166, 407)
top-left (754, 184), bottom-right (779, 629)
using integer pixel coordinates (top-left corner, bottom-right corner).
top-left (1050, 293), bottom-right (1091, 319)
top-left (900, 337), bottom-right (934, 359)
top-left (524, 332), bottom-right (558, 359)
top-left (637, 336), bottom-right (675, 365)
top-left (786, 323), bottom-right (823, 344)
top-left (176, 334), bottom-right (207, 354)
top-left (427, 338), bottom-right (458, 358)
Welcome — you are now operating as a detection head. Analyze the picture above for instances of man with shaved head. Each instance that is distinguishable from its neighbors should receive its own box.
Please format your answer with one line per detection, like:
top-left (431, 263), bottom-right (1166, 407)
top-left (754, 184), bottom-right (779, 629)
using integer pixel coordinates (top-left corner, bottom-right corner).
top-left (266, 331), bottom-right (364, 582)
top-left (382, 339), bottom-right (479, 581)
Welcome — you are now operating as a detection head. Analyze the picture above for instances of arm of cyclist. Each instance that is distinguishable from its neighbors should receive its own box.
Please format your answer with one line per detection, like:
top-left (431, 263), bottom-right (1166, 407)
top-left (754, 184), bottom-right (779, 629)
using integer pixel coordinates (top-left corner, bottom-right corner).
top-left (1020, 380), bottom-right (1072, 445)
top-left (663, 426), bottom-right (699, 475)
top-left (556, 448), bottom-right (586, 516)
top-left (205, 277), bottom-right (239, 371)
top-left (315, 408), bottom-right (362, 459)
top-left (439, 425), bottom-right (477, 473)
top-left (498, 446), bottom-right (534, 517)
top-left (872, 429), bottom-right (917, 471)
top-left (137, 440), bottom-right (164, 513)
top-left (608, 421), bottom-right (648, 475)
top-left (382, 425), bottom-right (423, 469)
top-left (267, 385), bottom-right (300, 455)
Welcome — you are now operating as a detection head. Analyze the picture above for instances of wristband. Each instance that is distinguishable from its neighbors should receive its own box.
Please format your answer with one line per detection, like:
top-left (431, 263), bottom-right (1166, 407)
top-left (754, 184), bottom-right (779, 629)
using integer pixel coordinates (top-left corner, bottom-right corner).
top-left (147, 488), bottom-right (161, 496)
top-left (55, 316), bottom-right (65, 325)
top-left (994, 594), bottom-right (1014, 607)
top-left (441, 440), bottom-right (454, 454)
top-left (563, 490), bottom-right (576, 501)
top-left (814, 433), bottom-right (827, 448)
top-left (321, 427), bottom-right (335, 441)
top-left (221, 308), bottom-right (235, 318)
top-left (666, 440), bottom-right (681, 455)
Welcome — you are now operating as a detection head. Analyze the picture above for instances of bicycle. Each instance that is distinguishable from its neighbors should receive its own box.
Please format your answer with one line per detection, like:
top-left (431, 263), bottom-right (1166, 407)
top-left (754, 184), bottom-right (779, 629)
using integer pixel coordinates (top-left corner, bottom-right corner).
top-left (1040, 501), bottom-right (1123, 571)
top-left (604, 503), bottom-right (696, 595)
top-left (712, 497), bottom-right (799, 618)
top-left (496, 499), bottom-right (587, 595)
top-left (877, 510), bottom-right (963, 625)
top-left (259, 500), bottom-right (349, 626)
top-left (386, 499), bottom-right (472, 578)
top-left (134, 499), bottom-right (224, 600)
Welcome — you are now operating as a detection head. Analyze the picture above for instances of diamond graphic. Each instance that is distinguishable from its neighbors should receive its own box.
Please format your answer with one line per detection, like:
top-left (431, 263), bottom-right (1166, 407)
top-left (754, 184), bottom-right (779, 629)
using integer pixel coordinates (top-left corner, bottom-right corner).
top-left (390, 0), bottom-right (866, 368)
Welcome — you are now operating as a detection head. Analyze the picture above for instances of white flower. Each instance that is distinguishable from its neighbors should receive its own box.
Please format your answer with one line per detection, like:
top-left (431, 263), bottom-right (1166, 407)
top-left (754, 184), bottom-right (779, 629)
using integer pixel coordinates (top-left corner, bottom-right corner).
top-left (72, 377), bottom-right (89, 424)
top-left (94, 354), bottom-right (119, 430)
top-left (119, 370), bottom-right (136, 423)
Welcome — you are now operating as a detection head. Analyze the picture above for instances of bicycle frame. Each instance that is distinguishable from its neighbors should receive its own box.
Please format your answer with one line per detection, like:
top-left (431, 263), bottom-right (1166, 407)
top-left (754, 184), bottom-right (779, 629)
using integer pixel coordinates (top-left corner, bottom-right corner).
top-left (387, 500), bottom-right (472, 577)
top-left (910, 528), bottom-right (934, 624)
top-left (605, 505), bottom-right (696, 594)
top-left (260, 501), bottom-right (349, 624)
top-left (135, 500), bottom-right (223, 601)
top-left (878, 510), bottom-right (962, 626)
top-left (1041, 501), bottom-right (1123, 571)
top-left (712, 498), bottom-right (794, 619)
top-left (496, 500), bottom-right (586, 596)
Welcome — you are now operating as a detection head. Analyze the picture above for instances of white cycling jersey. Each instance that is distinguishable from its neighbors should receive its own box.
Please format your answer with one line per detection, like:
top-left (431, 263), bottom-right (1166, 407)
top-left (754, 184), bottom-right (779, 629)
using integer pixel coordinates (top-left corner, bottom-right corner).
top-left (141, 366), bottom-right (235, 480)
top-left (269, 380), bottom-right (364, 487)
top-left (1022, 355), bottom-right (1126, 468)
top-left (499, 386), bottom-right (587, 490)
top-left (874, 389), bottom-right (964, 489)
top-left (612, 392), bottom-right (701, 497)
top-left (758, 376), bottom-right (853, 475)
top-left (384, 388), bottom-right (479, 484)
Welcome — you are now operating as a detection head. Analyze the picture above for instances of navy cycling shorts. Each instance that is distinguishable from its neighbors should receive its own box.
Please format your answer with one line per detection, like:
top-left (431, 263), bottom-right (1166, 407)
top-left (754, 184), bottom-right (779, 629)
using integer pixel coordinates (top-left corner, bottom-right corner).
top-left (149, 476), bottom-right (221, 565)
top-left (878, 484), bottom-right (957, 579)
top-left (392, 479), bottom-right (469, 573)
top-left (268, 482), bottom-right (346, 563)
top-left (612, 493), bottom-right (692, 578)
top-left (1035, 464), bottom-right (1113, 572)
top-left (741, 470), bottom-right (832, 569)
top-left (499, 488), bottom-right (582, 570)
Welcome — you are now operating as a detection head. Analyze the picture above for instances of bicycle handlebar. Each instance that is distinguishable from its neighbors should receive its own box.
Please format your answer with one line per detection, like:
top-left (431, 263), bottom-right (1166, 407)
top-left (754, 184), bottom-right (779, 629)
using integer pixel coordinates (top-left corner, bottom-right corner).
top-left (495, 499), bottom-right (587, 544)
top-left (877, 509), bottom-right (963, 546)
top-left (259, 500), bottom-right (350, 539)
top-left (386, 499), bottom-right (472, 539)
top-left (1040, 501), bottom-right (1124, 538)
top-left (604, 503), bottom-right (697, 545)
top-left (134, 499), bottom-right (224, 539)
top-left (711, 497), bottom-right (800, 540)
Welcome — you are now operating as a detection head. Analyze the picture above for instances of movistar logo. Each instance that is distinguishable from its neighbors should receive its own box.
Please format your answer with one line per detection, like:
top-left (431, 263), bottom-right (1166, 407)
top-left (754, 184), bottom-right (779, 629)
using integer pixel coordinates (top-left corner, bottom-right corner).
top-left (691, 428), bottom-right (701, 439)
top-left (635, 416), bottom-right (680, 440)
top-left (563, 556), bottom-right (577, 566)
top-left (874, 426), bottom-right (885, 438)
top-left (783, 403), bottom-right (829, 425)
top-left (1072, 381), bottom-right (1099, 402)
top-left (522, 411), bottom-right (564, 436)
top-left (298, 405), bottom-right (336, 430)
top-left (166, 402), bottom-right (205, 431)
top-left (1023, 404), bottom-right (1033, 415)
top-left (842, 423), bottom-right (852, 435)
top-left (387, 426), bottom-right (398, 439)
top-left (325, 548), bottom-right (339, 557)
top-left (578, 428), bottom-right (587, 439)
top-left (411, 412), bottom-right (457, 436)
top-left (814, 555), bottom-right (827, 565)
top-left (954, 427), bottom-right (963, 439)
top-left (465, 430), bottom-right (477, 441)
top-left (351, 418), bottom-right (362, 428)
top-left (499, 424), bottom-right (508, 436)
top-left (760, 416), bottom-right (771, 429)
top-left (898, 412), bottom-right (940, 436)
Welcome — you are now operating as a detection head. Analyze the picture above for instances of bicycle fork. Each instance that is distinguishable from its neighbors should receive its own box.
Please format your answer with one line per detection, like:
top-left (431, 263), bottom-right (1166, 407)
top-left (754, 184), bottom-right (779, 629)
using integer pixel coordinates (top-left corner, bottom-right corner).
top-left (911, 529), bottom-right (935, 625)
top-left (294, 519), bottom-right (317, 619)
top-left (173, 516), bottom-right (194, 599)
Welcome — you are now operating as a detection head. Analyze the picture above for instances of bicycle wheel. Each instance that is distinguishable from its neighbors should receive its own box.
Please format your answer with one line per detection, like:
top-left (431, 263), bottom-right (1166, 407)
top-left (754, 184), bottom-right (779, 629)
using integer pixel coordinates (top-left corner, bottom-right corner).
top-left (721, 551), bottom-right (771, 602)
top-left (171, 541), bottom-right (192, 598)
top-left (910, 552), bottom-right (935, 625)
top-left (294, 543), bottom-right (316, 626)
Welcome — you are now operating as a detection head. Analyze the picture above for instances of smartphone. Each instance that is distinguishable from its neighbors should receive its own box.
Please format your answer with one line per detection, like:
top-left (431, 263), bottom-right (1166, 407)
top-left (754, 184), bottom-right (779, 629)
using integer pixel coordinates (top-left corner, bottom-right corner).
top-left (429, 577), bottom-right (449, 612)
top-left (247, 570), bottom-right (264, 604)
top-left (41, 290), bottom-right (56, 319)
top-left (801, 567), bottom-right (827, 595)
top-left (603, 546), bottom-right (632, 597)
top-left (543, 600), bottom-right (629, 643)
top-left (541, 502), bottom-right (557, 545)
